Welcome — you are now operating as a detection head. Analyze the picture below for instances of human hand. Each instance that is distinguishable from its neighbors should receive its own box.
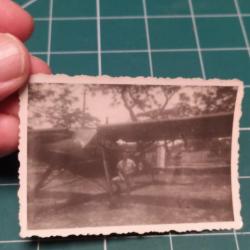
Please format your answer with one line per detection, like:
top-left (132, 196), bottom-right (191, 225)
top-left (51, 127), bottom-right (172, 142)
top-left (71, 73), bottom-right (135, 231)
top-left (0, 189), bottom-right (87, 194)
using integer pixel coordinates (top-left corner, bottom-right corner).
top-left (0, 0), bottom-right (51, 157)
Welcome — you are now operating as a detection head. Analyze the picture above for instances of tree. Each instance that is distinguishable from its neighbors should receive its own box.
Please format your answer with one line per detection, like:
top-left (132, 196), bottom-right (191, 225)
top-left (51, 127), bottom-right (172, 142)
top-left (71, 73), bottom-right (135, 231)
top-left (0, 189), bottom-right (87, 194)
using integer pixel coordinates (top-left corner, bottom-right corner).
top-left (193, 86), bottom-right (237, 114)
top-left (28, 83), bottom-right (99, 129)
top-left (86, 84), bottom-right (181, 122)
top-left (158, 86), bottom-right (238, 119)
top-left (87, 85), bottom-right (237, 122)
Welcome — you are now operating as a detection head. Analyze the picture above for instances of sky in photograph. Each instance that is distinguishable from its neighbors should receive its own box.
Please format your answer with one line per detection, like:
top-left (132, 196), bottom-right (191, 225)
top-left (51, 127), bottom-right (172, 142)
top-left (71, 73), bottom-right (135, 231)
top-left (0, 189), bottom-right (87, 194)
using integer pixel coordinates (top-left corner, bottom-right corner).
top-left (85, 91), bottom-right (130, 125)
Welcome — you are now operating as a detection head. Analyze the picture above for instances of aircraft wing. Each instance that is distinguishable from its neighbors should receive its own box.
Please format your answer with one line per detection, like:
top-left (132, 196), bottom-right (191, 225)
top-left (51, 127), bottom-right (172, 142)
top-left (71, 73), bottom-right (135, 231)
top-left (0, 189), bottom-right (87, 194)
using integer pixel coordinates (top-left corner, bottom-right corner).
top-left (98, 112), bottom-right (234, 142)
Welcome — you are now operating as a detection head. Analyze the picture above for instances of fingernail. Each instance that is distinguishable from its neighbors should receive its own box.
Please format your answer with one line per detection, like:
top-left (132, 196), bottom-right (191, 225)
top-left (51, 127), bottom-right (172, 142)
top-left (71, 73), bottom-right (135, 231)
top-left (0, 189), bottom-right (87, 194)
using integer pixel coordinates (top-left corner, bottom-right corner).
top-left (0, 33), bottom-right (26, 82)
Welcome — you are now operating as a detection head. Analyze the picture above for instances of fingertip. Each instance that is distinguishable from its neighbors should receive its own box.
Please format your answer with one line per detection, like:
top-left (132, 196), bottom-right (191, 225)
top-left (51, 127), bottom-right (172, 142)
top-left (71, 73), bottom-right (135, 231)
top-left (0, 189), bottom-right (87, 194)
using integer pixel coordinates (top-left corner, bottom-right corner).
top-left (0, 0), bottom-right (34, 41)
top-left (30, 56), bottom-right (52, 74)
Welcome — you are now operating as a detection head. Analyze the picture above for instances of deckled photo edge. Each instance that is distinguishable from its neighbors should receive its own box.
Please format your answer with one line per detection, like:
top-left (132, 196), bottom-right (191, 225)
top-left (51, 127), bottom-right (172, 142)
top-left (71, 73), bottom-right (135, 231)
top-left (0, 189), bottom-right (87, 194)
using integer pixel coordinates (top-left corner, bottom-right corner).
top-left (18, 74), bottom-right (244, 238)
top-left (29, 73), bottom-right (243, 87)
top-left (231, 82), bottom-right (244, 230)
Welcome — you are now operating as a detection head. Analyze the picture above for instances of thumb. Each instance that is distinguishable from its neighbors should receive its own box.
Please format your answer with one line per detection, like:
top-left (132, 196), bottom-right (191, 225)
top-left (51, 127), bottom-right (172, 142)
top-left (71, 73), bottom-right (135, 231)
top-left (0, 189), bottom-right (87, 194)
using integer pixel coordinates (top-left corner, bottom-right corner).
top-left (0, 33), bottom-right (30, 101)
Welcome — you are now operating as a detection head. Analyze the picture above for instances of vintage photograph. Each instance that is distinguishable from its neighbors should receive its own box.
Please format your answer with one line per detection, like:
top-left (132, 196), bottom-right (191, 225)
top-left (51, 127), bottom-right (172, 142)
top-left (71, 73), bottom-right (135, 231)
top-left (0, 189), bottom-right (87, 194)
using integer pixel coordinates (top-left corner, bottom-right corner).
top-left (19, 76), bottom-right (243, 237)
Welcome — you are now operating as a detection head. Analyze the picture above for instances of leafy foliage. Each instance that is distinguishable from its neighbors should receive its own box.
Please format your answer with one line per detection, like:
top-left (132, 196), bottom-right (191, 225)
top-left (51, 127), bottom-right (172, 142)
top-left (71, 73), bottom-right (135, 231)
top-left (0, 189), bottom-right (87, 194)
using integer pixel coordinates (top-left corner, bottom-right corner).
top-left (28, 83), bottom-right (100, 129)
top-left (87, 84), bottom-right (237, 121)
top-left (172, 86), bottom-right (237, 118)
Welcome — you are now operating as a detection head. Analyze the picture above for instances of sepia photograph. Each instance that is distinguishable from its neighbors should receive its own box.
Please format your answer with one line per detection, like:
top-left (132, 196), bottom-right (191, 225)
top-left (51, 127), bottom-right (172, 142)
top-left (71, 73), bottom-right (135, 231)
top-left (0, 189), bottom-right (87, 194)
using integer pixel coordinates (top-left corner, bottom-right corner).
top-left (19, 76), bottom-right (243, 237)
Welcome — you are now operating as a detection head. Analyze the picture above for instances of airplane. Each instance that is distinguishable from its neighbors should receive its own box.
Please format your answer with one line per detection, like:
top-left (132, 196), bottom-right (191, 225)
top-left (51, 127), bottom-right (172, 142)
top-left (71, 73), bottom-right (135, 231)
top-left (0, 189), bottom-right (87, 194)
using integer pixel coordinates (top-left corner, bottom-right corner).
top-left (29, 112), bottom-right (234, 197)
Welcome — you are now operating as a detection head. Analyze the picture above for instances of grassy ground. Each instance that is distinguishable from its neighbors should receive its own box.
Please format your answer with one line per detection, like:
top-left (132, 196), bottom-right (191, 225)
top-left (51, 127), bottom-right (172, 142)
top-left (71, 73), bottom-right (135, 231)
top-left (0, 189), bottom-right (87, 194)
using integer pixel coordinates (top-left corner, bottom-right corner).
top-left (27, 150), bottom-right (233, 230)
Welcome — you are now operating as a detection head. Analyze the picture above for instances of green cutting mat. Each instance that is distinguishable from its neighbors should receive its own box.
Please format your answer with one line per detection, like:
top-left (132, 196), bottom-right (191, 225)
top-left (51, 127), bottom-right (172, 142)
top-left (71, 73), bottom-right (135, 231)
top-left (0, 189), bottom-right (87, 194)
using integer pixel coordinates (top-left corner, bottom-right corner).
top-left (0, 0), bottom-right (250, 249)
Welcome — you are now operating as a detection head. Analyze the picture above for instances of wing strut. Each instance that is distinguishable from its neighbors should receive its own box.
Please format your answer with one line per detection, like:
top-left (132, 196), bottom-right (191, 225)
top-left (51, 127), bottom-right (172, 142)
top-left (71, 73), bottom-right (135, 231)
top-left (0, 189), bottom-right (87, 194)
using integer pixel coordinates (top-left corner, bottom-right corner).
top-left (100, 144), bottom-right (113, 197)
